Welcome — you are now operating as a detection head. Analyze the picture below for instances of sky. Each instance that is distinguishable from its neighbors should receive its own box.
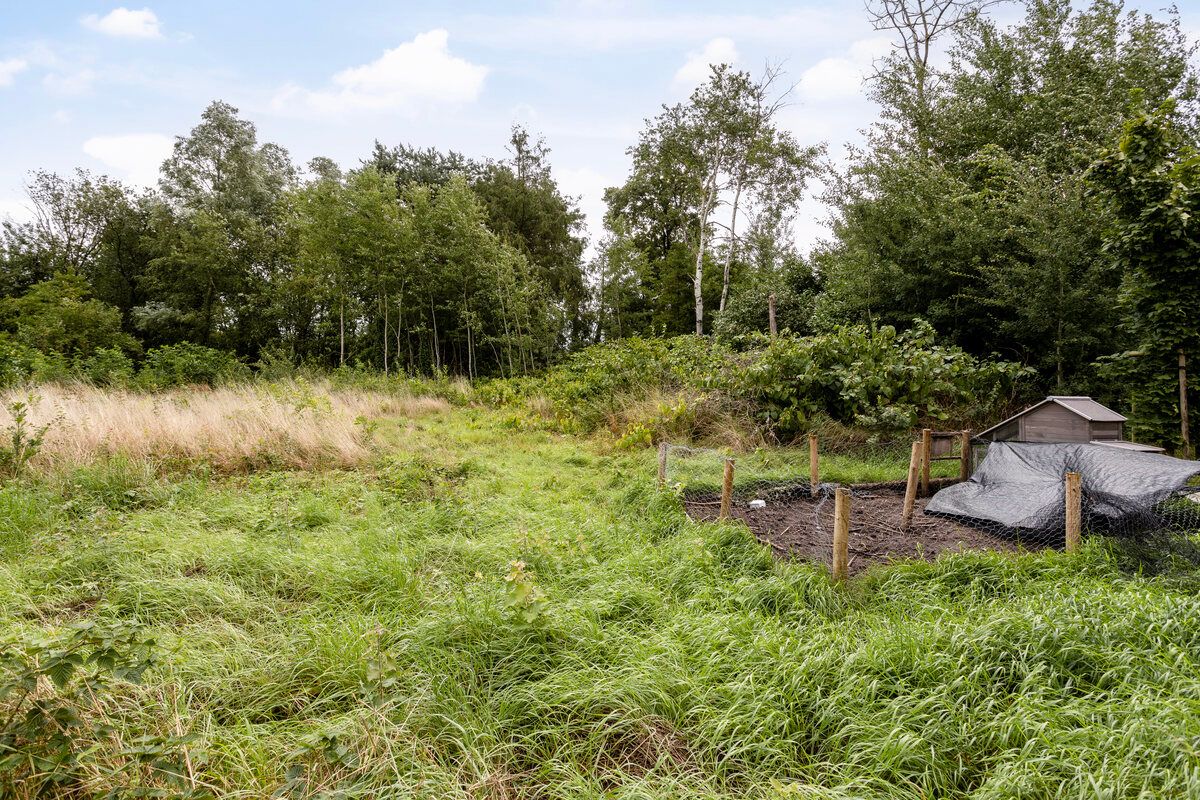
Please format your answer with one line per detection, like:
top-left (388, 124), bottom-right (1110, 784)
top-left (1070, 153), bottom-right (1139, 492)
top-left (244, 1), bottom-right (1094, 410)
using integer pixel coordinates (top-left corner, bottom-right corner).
top-left (2, 0), bottom-right (1199, 256)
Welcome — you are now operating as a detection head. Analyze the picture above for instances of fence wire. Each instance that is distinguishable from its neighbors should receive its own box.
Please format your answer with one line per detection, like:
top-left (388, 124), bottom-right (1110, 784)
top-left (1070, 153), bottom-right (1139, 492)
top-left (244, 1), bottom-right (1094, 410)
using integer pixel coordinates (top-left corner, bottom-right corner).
top-left (666, 439), bottom-right (1200, 576)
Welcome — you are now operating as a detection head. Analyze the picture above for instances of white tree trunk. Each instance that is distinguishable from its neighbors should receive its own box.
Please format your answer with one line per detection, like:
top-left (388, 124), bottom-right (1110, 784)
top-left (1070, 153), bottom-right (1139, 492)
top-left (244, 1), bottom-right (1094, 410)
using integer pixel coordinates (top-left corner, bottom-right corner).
top-left (694, 181), bottom-right (719, 336)
top-left (719, 181), bottom-right (743, 313)
top-left (693, 231), bottom-right (706, 335)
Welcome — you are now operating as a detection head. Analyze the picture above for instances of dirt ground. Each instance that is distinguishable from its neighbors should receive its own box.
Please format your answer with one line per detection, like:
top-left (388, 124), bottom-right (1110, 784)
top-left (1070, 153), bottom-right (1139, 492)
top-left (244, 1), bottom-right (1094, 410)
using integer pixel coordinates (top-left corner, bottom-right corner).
top-left (685, 483), bottom-right (1024, 575)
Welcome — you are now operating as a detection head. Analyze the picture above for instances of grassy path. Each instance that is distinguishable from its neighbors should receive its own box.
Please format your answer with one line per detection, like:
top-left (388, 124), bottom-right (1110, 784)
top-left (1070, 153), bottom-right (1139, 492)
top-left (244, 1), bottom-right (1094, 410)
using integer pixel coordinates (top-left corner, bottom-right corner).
top-left (1, 407), bottom-right (1199, 797)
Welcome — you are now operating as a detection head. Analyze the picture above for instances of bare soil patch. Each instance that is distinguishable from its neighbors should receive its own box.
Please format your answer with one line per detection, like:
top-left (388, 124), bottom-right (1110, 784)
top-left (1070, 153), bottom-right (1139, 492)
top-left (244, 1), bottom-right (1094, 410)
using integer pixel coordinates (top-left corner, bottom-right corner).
top-left (685, 483), bottom-right (1024, 575)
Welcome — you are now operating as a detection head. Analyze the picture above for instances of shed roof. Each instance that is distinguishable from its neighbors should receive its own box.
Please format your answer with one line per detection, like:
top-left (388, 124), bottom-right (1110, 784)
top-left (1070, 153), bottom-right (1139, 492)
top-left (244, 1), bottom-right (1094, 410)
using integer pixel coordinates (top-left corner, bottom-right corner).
top-left (976, 395), bottom-right (1126, 440)
top-left (1092, 440), bottom-right (1165, 453)
top-left (1049, 396), bottom-right (1126, 422)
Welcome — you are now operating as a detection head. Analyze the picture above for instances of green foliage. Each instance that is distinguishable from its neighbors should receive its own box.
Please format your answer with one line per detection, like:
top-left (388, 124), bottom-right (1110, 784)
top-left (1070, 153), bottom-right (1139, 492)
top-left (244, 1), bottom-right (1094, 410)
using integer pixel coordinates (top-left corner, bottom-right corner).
top-left (0, 398), bottom-right (50, 479)
top-left (713, 235), bottom-right (820, 339)
top-left (489, 326), bottom-right (1025, 439)
top-left (482, 334), bottom-right (723, 432)
top-left (472, 126), bottom-right (589, 345)
top-left (137, 342), bottom-right (250, 389)
top-left (1089, 97), bottom-right (1200, 451)
top-left (0, 272), bottom-right (138, 361)
top-left (820, 0), bottom-right (1198, 392)
top-left (603, 65), bottom-right (820, 336)
top-left (504, 559), bottom-right (549, 625)
top-left (729, 321), bottom-right (1030, 435)
top-left (0, 338), bottom-right (36, 388)
top-left (0, 622), bottom-right (190, 796)
top-left (78, 346), bottom-right (135, 386)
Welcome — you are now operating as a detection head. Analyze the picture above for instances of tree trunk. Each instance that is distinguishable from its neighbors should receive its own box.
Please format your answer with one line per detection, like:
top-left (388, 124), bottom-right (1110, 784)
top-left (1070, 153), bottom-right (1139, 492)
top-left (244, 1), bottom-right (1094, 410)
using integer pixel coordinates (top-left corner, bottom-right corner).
top-left (719, 181), bottom-right (743, 313)
top-left (693, 233), bottom-right (706, 335)
top-left (429, 294), bottom-right (441, 372)
top-left (382, 294), bottom-right (389, 376)
top-left (339, 296), bottom-right (345, 367)
top-left (694, 173), bottom-right (720, 336)
top-left (201, 279), bottom-right (214, 346)
top-left (1181, 349), bottom-right (1192, 459)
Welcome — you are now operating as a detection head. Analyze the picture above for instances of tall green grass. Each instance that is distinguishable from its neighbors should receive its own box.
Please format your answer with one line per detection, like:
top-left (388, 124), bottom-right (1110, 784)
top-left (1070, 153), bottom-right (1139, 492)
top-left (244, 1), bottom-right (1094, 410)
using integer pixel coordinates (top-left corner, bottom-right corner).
top-left (0, 407), bottom-right (1197, 797)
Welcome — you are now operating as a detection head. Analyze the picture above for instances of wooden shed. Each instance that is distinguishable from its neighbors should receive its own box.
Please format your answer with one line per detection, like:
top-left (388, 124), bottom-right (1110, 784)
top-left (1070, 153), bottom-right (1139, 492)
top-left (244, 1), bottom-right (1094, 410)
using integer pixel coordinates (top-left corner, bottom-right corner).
top-left (976, 396), bottom-right (1164, 453)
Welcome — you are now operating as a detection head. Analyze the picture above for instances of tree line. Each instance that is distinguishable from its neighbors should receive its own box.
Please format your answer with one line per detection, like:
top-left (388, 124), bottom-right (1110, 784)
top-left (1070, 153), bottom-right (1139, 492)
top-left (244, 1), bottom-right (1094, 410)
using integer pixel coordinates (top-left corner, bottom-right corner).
top-left (0, 0), bottom-right (1197, 445)
top-left (1, 107), bottom-right (586, 379)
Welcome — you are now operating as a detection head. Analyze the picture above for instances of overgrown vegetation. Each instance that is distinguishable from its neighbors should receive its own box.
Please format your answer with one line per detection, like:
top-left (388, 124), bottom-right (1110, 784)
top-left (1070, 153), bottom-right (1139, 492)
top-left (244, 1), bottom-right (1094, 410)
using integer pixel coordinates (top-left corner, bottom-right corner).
top-left (482, 324), bottom-right (1026, 444)
top-left (1, 399), bottom-right (1198, 797)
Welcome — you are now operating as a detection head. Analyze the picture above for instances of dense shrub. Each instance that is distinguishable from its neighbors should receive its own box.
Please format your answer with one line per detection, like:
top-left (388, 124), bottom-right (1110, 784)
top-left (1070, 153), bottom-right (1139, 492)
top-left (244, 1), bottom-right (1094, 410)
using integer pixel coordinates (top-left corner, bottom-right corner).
top-left (137, 342), bottom-right (250, 389)
top-left (483, 324), bottom-right (1029, 440)
top-left (0, 338), bottom-right (35, 388)
top-left (727, 321), bottom-right (1030, 435)
top-left (0, 272), bottom-right (138, 361)
top-left (78, 346), bottom-right (135, 387)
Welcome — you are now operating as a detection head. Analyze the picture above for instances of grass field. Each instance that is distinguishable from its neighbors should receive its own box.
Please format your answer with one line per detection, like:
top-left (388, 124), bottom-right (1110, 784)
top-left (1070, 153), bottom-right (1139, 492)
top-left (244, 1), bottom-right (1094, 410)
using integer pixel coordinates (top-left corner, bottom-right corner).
top-left (2, 390), bottom-right (1200, 798)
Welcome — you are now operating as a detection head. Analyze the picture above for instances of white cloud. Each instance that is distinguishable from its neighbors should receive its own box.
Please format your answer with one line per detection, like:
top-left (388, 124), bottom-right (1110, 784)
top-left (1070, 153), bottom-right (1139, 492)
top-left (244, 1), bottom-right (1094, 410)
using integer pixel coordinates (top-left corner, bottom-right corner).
top-left (271, 30), bottom-right (487, 117)
top-left (82, 133), bottom-right (174, 186)
top-left (0, 58), bottom-right (28, 87)
top-left (81, 7), bottom-right (163, 39)
top-left (43, 69), bottom-right (96, 95)
top-left (673, 37), bottom-right (738, 89)
top-left (798, 37), bottom-right (892, 102)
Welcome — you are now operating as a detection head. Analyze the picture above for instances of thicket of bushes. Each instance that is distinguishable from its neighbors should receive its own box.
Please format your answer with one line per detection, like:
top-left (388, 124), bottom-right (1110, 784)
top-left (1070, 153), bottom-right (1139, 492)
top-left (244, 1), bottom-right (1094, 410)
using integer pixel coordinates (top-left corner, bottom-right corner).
top-left (480, 323), bottom-right (1029, 444)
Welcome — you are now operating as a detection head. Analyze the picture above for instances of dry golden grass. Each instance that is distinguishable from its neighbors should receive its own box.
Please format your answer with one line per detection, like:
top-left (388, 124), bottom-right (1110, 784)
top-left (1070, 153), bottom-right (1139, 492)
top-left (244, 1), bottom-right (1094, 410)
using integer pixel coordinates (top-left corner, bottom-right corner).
top-left (0, 382), bottom-right (449, 473)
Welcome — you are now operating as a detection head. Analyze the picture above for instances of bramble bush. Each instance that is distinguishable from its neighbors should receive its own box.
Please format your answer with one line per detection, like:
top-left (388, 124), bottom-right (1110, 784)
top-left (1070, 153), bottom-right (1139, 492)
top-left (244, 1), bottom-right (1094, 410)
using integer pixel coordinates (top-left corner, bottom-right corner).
top-left (726, 321), bottom-right (1030, 435)
top-left (481, 323), bottom-right (1029, 441)
top-left (0, 622), bottom-right (204, 796)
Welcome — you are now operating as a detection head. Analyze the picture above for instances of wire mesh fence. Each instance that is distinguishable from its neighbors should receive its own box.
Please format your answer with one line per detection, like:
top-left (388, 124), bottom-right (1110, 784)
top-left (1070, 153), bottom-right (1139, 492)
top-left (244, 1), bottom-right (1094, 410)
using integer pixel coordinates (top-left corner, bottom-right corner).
top-left (664, 435), bottom-right (1200, 577)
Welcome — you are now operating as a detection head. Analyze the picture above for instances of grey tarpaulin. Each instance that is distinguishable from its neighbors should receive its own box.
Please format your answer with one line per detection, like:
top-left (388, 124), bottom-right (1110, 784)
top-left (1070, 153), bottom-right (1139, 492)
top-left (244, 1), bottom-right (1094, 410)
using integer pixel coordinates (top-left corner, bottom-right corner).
top-left (926, 442), bottom-right (1200, 533)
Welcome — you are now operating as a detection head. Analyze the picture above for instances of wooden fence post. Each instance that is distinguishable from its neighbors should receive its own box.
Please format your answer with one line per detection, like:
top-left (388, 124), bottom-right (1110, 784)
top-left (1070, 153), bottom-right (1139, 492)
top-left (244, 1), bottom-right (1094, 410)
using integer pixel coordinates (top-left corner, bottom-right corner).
top-left (768, 293), bottom-right (778, 337)
top-left (832, 487), bottom-right (850, 582)
top-left (959, 430), bottom-right (971, 481)
top-left (808, 433), bottom-right (819, 499)
top-left (920, 428), bottom-right (932, 496)
top-left (1181, 350), bottom-right (1192, 459)
top-left (657, 442), bottom-right (668, 488)
top-left (901, 440), bottom-right (922, 532)
top-left (1064, 471), bottom-right (1082, 553)
top-left (719, 458), bottom-right (734, 520)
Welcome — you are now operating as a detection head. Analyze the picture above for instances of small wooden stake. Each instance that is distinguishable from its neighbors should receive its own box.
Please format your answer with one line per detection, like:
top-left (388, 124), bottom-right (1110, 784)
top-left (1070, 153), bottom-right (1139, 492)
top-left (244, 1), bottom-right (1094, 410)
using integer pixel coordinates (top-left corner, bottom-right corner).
top-left (1064, 471), bottom-right (1082, 553)
top-left (959, 430), bottom-right (971, 481)
top-left (808, 432), bottom-right (819, 498)
top-left (920, 428), bottom-right (932, 496)
top-left (657, 442), bottom-right (668, 488)
top-left (719, 458), bottom-right (734, 520)
top-left (901, 440), bottom-right (922, 532)
top-left (768, 293), bottom-right (777, 337)
top-left (1181, 350), bottom-right (1192, 459)
top-left (832, 487), bottom-right (850, 582)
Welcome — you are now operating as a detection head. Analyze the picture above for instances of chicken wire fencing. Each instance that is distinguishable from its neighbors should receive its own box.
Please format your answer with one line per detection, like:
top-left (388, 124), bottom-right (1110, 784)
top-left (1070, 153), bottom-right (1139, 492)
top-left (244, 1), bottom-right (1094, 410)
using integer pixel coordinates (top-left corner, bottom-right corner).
top-left (662, 438), bottom-right (1200, 575)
